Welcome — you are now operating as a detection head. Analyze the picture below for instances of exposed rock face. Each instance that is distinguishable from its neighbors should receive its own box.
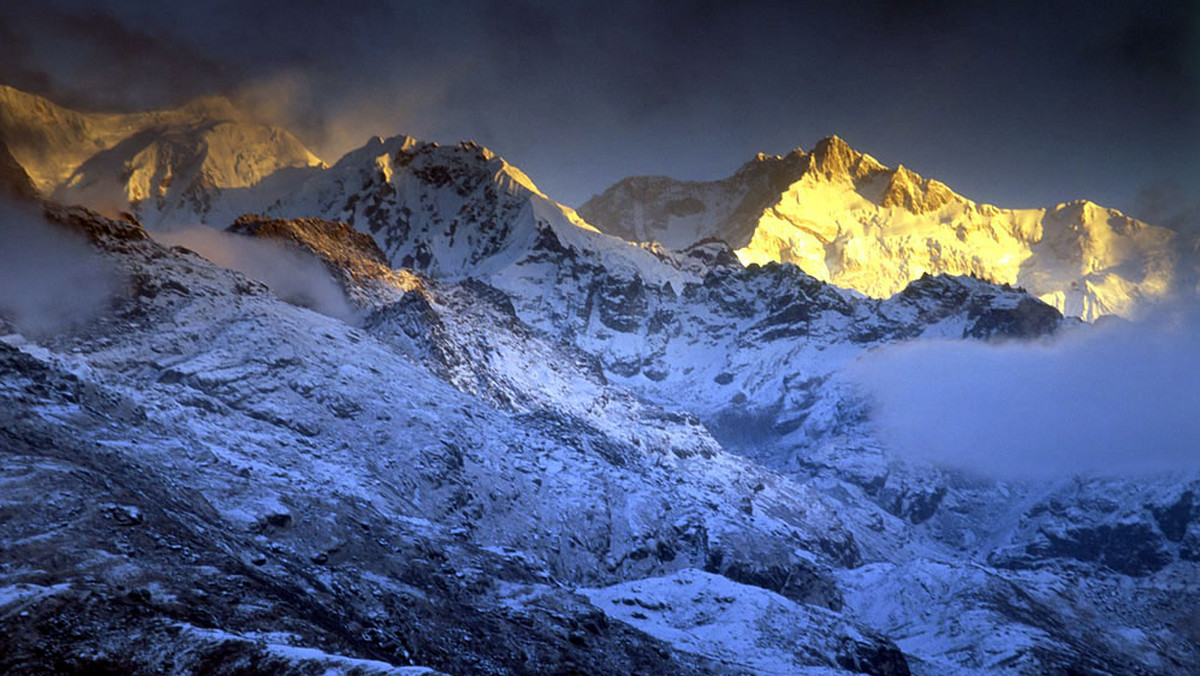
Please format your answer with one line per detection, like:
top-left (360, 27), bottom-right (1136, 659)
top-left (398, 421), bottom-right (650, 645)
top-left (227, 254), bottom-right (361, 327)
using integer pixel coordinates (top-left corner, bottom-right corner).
top-left (40, 202), bottom-right (149, 244)
top-left (581, 135), bottom-right (1194, 320)
top-left (988, 481), bottom-right (1200, 577)
top-left (7, 82), bottom-right (1192, 321)
top-left (896, 273), bottom-right (1065, 340)
top-left (878, 165), bottom-right (955, 213)
top-left (4, 207), bottom-right (909, 674)
top-left (229, 214), bottom-right (390, 268)
top-left (1153, 490), bottom-right (1194, 542)
top-left (3, 115), bottom-right (1198, 674)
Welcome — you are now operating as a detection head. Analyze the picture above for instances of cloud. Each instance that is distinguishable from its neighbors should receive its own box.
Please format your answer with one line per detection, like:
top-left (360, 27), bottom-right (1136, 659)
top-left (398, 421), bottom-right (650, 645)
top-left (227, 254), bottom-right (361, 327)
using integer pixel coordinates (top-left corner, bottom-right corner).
top-left (1134, 179), bottom-right (1200, 235)
top-left (0, 200), bottom-right (118, 335)
top-left (1, 0), bottom-right (1195, 210)
top-left (153, 226), bottom-right (356, 322)
top-left (849, 310), bottom-right (1200, 479)
top-left (0, 5), bottom-right (227, 112)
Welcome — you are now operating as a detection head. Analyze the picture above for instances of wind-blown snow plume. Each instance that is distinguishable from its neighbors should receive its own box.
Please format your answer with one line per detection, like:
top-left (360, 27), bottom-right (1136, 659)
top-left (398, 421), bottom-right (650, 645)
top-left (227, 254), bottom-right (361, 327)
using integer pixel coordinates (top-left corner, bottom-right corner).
top-left (851, 310), bottom-right (1200, 479)
top-left (154, 226), bottom-right (355, 321)
top-left (0, 200), bottom-right (117, 334)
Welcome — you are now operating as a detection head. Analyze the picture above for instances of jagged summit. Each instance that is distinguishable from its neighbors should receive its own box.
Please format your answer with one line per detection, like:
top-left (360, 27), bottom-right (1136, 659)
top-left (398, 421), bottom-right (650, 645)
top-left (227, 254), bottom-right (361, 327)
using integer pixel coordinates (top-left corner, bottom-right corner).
top-left (578, 136), bottom-right (940, 252)
top-left (257, 130), bottom-right (695, 295)
top-left (0, 84), bottom-right (241, 122)
top-left (4, 82), bottom-right (1199, 675)
top-left (0, 84), bottom-right (323, 225)
top-left (346, 134), bottom-right (548, 200)
top-left (6, 83), bottom-right (1190, 321)
top-left (581, 136), bottom-right (1192, 320)
top-left (805, 135), bottom-right (886, 181)
top-left (878, 164), bottom-right (955, 213)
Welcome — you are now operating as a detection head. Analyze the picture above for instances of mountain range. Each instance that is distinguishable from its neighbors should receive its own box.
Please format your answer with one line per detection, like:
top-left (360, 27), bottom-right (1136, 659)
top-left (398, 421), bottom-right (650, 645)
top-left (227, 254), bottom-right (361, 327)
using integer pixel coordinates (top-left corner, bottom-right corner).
top-left (579, 137), bottom-right (1196, 321)
top-left (1, 86), bottom-right (1198, 675)
top-left (4, 85), bottom-right (1195, 321)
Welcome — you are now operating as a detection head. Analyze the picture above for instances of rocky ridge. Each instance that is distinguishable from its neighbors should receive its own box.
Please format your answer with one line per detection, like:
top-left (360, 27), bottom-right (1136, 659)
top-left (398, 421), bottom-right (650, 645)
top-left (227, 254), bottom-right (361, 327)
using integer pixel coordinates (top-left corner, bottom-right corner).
top-left (1, 87), bottom-right (1197, 674)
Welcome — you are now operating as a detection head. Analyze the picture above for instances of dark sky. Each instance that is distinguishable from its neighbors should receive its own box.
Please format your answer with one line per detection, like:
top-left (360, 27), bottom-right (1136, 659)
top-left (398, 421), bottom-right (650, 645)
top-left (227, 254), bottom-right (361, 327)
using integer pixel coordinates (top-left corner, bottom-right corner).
top-left (2, 0), bottom-right (1197, 221)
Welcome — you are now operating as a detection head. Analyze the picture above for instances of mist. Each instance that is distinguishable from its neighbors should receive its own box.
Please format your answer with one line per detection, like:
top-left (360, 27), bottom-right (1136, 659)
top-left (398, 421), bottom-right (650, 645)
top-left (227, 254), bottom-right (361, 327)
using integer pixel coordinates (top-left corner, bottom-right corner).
top-left (154, 227), bottom-right (356, 322)
top-left (0, 200), bottom-right (117, 335)
top-left (850, 311), bottom-right (1200, 480)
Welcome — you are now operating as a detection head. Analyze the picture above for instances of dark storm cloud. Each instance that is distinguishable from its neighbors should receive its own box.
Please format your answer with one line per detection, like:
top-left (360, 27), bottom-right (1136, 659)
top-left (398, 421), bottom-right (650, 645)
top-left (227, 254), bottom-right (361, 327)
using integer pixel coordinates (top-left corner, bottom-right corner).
top-left (1134, 179), bottom-right (1200, 243)
top-left (0, 18), bottom-right (52, 96)
top-left (0, 5), bottom-right (227, 111)
top-left (1084, 3), bottom-right (1197, 87)
top-left (1, 0), bottom-right (1196, 213)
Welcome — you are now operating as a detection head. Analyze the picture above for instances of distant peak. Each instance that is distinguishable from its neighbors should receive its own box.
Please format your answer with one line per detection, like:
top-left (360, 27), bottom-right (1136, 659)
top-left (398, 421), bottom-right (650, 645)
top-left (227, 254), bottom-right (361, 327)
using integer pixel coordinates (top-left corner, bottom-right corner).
top-left (751, 146), bottom-right (804, 164)
top-left (1051, 199), bottom-right (1133, 224)
top-left (814, 134), bottom-right (850, 150)
top-left (333, 133), bottom-right (546, 199)
top-left (0, 84), bottom-right (56, 107)
top-left (807, 135), bottom-right (884, 181)
top-left (347, 134), bottom-right (420, 161)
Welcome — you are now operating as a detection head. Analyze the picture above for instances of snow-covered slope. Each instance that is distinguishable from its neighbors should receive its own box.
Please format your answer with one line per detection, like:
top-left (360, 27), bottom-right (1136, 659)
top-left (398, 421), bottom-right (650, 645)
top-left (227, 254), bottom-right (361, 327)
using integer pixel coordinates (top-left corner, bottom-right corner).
top-left (3, 200), bottom-right (1197, 674)
top-left (6, 84), bottom-right (1190, 321)
top-left (4, 87), bottom-right (1199, 674)
top-left (262, 135), bottom-right (691, 291)
top-left (580, 136), bottom-right (1192, 320)
top-left (1, 204), bottom-right (913, 674)
top-left (0, 85), bottom-right (323, 227)
top-left (255, 139), bottom-right (1200, 673)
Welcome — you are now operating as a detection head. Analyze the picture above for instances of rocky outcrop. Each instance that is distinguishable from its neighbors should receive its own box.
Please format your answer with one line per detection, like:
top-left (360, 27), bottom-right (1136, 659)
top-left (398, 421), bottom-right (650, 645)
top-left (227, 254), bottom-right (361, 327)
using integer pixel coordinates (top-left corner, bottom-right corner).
top-left (41, 202), bottom-right (149, 245)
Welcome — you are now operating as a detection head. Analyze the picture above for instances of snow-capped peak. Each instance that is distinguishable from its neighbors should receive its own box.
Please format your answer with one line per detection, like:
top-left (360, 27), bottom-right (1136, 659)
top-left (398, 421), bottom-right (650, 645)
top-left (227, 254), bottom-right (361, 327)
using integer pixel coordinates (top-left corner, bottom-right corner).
top-left (805, 135), bottom-right (886, 181)
top-left (0, 85), bottom-right (324, 227)
top-left (581, 136), bottom-right (1194, 320)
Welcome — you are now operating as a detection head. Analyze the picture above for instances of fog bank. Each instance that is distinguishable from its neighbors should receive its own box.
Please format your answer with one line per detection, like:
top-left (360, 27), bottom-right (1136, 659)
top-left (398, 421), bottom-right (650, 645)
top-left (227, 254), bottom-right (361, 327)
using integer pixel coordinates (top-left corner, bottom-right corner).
top-left (0, 200), bottom-right (117, 335)
top-left (155, 227), bottom-right (355, 322)
top-left (851, 312), bottom-right (1200, 479)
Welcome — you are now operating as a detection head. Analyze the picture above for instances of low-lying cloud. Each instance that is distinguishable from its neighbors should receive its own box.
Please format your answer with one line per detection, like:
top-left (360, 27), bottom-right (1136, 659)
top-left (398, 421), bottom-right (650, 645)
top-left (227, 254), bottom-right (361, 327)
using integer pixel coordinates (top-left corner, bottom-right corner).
top-left (154, 227), bottom-right (355, 322)
top-left (0, 200), bottom-right (117, 335)
top-left (850, 311), bottom-right (1200, 479)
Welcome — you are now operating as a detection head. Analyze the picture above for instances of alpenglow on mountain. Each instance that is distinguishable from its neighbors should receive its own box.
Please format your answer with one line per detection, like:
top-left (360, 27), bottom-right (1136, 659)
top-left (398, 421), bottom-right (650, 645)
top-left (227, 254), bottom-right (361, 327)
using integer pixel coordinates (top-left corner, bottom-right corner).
top-left (2, 85), bottom-right (1199, 675)
top-left (0, 84), bottom-right (324, 228)
top-left (580, 136), bottom-right (1196, 320)
top-left (2, 85), bottom-right (1195, 320)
